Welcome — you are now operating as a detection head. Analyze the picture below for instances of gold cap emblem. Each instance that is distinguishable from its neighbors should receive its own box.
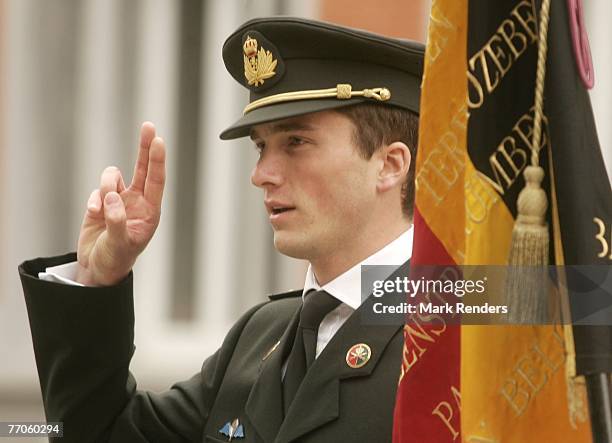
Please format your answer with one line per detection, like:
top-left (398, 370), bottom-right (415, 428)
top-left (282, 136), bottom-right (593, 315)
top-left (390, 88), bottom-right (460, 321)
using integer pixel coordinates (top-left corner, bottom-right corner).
top-left (243, 35), bottom-right (278, 87)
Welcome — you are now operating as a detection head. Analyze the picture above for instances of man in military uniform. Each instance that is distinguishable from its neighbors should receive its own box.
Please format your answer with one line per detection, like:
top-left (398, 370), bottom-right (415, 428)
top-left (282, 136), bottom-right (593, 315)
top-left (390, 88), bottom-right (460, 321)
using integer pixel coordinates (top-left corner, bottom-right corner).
top-left (19, 17), bottom-right (423, 442)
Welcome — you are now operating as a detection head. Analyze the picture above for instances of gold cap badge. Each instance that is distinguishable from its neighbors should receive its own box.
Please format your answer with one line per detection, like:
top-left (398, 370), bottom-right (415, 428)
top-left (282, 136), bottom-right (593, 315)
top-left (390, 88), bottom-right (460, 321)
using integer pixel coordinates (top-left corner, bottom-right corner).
top-left (243, 35), bottom-right (278, 87)
top-left (346, 343), bottom-right (372, 369)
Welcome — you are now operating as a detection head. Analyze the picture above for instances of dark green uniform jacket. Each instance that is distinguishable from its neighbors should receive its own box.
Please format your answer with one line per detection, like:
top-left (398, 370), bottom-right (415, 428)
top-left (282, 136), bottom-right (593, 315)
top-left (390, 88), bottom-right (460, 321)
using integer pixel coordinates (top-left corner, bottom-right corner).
top-left (19, 253), bottom-right (406, 443)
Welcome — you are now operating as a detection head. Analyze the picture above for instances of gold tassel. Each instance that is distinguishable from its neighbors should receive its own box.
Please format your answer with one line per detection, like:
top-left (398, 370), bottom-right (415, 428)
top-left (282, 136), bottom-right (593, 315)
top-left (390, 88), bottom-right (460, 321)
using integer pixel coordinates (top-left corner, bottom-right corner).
top-left (506, 166), bottom-right (550, 323)
top-left (509, 165), bottom-right (549, 266)
top-left (506, 0), bottom-right (552, 324)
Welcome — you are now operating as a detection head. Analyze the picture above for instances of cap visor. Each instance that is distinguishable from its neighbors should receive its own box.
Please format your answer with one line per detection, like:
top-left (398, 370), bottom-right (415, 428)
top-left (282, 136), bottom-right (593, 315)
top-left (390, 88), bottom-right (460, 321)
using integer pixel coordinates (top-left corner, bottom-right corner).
top-left (219, 97), bottom-right (364, 140)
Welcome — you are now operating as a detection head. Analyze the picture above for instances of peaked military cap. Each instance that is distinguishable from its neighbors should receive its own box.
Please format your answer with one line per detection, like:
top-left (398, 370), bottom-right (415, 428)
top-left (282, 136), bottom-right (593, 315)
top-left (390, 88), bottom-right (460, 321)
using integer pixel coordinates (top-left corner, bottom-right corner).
top-left (220, 17), bottom-right (425, 140)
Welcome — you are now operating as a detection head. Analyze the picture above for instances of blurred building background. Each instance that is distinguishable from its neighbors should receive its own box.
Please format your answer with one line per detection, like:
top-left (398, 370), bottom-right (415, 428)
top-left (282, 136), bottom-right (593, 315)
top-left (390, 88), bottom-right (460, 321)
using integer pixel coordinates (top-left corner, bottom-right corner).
top-left (0, 1), bottom-right (609, 442)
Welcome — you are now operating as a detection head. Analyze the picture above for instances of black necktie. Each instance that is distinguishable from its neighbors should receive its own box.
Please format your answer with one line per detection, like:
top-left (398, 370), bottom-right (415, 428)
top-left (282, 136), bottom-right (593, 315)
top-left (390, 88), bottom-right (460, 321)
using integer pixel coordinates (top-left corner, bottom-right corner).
top-left (282, 290), bottom-right (340, 414)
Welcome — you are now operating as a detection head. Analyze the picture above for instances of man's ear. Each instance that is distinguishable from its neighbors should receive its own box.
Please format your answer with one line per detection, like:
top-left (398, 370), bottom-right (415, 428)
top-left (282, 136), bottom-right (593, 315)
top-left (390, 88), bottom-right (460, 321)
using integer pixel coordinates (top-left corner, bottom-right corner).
top-left (376, 142), bottom-right (411, 193)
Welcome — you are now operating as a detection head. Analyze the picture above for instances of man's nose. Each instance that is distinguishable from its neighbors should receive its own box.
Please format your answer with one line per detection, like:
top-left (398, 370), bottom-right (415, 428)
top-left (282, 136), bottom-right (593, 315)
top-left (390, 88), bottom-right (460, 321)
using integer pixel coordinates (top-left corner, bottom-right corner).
top-left (250, 150), bottom-right (284, 188)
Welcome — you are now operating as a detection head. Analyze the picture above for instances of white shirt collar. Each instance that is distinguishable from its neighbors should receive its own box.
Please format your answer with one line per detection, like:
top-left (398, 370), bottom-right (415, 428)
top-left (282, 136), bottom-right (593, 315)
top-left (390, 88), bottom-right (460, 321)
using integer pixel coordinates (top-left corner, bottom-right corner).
top-left (302, 226), bottom-right (413, 309)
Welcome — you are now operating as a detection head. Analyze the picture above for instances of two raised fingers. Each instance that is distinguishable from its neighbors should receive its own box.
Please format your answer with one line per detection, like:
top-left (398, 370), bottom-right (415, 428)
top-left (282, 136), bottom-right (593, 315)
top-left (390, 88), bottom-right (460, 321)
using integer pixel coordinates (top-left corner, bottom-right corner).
top-left (131, 122), bottom-right (166, 208)
top-left (87, 122), bottom-right (165, 219)
top-left (131, 122), bottom-right (156, 192)
top-left (143, 136), bottom-right (165, 208)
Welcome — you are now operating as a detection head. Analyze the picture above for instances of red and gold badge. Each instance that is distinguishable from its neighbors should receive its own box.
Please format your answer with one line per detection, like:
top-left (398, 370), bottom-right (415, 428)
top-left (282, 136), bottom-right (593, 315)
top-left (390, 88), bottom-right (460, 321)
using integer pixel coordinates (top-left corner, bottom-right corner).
top-left (346, 343), bottom-right (372, 369)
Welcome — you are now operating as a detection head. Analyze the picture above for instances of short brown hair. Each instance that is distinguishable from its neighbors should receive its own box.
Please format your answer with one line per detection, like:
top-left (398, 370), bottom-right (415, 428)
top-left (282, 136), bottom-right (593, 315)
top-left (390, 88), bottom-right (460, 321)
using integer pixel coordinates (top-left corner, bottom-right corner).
top-left (334, 103), bottom-right (419, 218)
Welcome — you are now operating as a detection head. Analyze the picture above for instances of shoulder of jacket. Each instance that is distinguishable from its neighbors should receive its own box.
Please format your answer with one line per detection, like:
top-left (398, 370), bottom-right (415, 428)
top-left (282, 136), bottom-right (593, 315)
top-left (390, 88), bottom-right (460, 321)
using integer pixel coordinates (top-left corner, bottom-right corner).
top-left (238, 291), bottom-right (301, 331)
top-left (267, 289), bottom-right (302, 301)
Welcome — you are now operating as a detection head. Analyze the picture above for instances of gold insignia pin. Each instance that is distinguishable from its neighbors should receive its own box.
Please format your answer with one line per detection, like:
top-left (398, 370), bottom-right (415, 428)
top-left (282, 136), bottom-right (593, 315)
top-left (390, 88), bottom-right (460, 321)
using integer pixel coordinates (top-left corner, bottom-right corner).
top-left (346, 343), bottom-right (372, 369)
top-left (243, 35), bottom-right (278, 87)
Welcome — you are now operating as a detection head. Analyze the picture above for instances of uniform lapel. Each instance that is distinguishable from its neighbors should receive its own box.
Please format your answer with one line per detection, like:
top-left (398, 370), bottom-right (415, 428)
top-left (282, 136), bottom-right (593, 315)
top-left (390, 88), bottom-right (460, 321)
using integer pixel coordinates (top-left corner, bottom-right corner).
top-left (274, 260), bottom-right (409, 443)
top-left (245, 303), bottom-right (301, 443)
top-left (275, 302), bottom-right (402, 443)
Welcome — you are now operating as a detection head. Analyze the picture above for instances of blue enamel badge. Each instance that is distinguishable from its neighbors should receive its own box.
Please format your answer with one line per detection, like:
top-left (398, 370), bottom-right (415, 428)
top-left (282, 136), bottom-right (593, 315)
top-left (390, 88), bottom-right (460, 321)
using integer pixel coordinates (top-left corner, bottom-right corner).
top-left (219, 418), bottom-right (245, 441)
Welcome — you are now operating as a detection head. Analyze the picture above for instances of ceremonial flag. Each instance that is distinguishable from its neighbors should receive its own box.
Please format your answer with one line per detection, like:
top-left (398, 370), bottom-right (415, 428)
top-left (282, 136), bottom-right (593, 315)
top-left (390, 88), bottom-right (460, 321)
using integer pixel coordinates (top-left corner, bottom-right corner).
top-left (393, 0), bottom-right (610, 441)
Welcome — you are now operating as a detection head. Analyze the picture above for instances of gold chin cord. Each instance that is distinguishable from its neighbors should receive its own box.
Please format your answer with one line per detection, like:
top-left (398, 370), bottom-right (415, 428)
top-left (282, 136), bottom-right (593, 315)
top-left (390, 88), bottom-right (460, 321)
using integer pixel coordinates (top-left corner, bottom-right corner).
top-left (243, 84), bottom-right (391, 115)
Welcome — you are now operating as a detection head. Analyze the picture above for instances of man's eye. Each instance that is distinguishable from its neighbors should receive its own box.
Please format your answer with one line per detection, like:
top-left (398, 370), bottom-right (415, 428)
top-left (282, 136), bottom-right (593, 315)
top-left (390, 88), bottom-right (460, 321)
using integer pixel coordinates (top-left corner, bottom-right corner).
top-left (254, 143), bottom-right (265, 153)
top-left (288, 136), bottom-right (305, 146)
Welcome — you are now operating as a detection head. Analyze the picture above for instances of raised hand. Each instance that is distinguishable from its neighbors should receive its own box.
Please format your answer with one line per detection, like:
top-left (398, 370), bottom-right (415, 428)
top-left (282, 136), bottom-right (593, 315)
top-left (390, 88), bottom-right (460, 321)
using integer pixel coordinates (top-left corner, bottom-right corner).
top-left (76, 122), bottom-right (166, 286)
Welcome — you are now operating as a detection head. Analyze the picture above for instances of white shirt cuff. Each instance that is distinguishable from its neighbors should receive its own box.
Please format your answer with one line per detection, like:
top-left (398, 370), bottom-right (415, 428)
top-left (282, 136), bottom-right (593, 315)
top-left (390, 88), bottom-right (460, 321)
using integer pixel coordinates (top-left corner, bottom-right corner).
top-left (38, 261), bottom-right (84, 286)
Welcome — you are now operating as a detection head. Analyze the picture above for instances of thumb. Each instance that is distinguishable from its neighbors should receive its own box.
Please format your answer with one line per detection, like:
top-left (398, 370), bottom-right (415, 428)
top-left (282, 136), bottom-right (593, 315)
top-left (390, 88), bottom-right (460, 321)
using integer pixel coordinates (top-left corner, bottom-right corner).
top-left (103, 192), bottom-right (128, 245)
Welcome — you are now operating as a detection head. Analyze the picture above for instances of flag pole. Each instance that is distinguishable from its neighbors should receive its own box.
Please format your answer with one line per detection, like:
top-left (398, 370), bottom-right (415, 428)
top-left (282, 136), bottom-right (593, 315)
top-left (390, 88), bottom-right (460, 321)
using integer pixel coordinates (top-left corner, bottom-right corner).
top-left (585, 374), bottom-right (612, 443)
top-left (533, 1), bottom-right (612, 440)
